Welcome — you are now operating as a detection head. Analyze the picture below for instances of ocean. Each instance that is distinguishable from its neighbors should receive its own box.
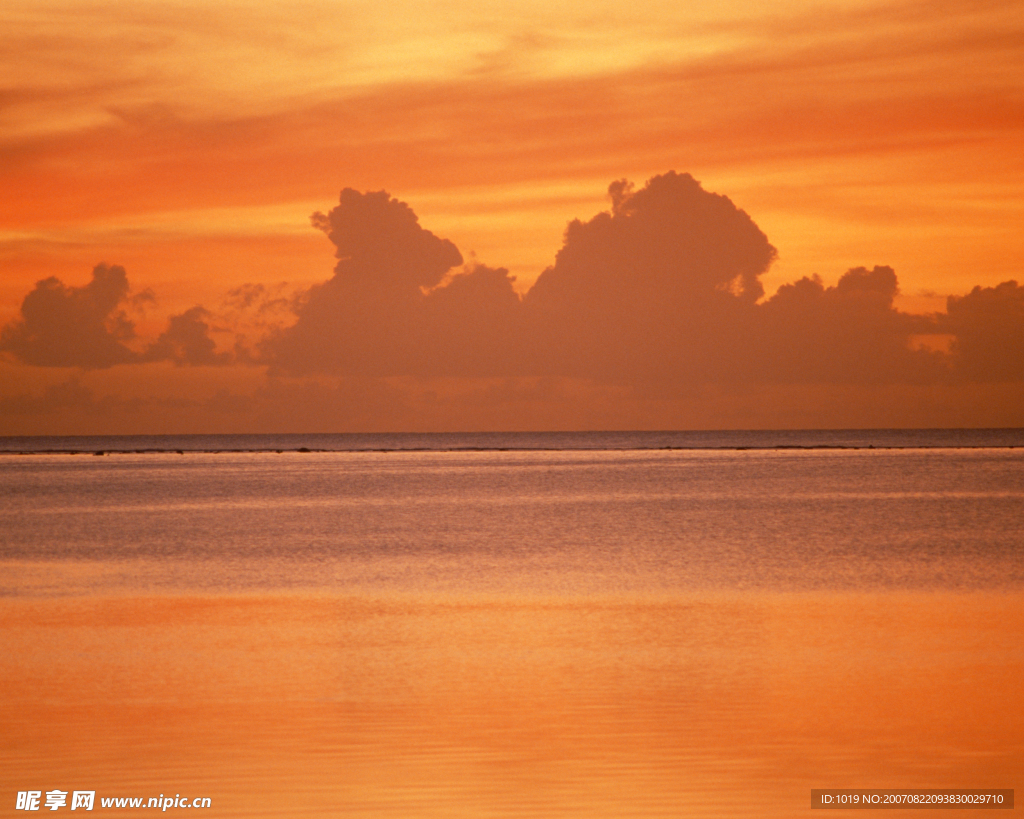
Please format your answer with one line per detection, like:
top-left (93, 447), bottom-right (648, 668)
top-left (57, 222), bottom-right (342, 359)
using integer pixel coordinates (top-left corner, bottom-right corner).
top-left (2, 431), bottom-right (1022, 816)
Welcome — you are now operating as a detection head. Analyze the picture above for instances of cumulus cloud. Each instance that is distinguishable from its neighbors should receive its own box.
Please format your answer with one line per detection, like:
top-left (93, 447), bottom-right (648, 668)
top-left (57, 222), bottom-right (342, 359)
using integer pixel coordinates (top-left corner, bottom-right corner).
top-left (312, 188), bottom-right (463, 292)
top-left (0, 263), bottom-right (229, 369)
top-left (144, 306), bottom-right (231, 366)
top-left (266, 188), bottom-right (520, 376)
top-left (757, 266), bottom-right (948, 383)
top-left (521, 171), bottom-right (774, 382)
top-left (5, 173), bottom-right (1022, 408)
top-left (942, 280), bottom-right (1024, 381)
top-left (273, 172), bottom-right (940, 387)
top-left (0, 264), bottom-right (140, 368)
top-left (530, 173), bottom-right (772, 308)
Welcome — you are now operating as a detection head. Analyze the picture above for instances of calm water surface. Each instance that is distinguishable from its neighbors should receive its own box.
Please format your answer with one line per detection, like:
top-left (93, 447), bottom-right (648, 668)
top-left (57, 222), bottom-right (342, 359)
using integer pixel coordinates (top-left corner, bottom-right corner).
top-left (2, 433), bottom-right (1022, 817)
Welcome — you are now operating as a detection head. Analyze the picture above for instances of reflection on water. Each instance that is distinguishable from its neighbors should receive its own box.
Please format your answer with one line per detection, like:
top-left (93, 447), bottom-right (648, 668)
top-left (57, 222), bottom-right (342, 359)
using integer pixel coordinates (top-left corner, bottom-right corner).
top-left (1, 446), bottom-right (1022, 816)
top-left (3, 593), bottom-right (1021, 817)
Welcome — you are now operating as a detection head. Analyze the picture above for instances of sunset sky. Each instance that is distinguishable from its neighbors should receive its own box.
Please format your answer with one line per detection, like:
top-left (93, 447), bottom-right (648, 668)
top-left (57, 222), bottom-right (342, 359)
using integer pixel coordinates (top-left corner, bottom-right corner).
top-left (1, 0), bottom-right (1022, 433)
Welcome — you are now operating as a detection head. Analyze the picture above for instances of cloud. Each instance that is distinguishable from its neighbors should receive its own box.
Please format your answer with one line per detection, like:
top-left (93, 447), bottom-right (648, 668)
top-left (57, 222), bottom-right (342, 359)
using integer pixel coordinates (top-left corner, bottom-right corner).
top-left (0, 263), bottom-right (140, 368)
top-left (5, 171), bottom-right (1022, 433)
top-left (223, 282), bottom-right (295, 315)
top-left (757, 266), bottom-right (948, 384)
top-left (269, 173), bottom-right (778, 382)
top-left (311, 188), bottom-right (464, 292)
top-left (521, 172), bottom-right (774, 382)
top-left (144, 306), bottom-right (231, 367)
top-left (943, 280), bottom-right (1024, 381)
top-left (0, 263), bottom-right (230, 369)
top-left (266, 188), bottom-right (521, 377)
top-left (263, 171), bottom-right (1021, 398)
top-left (274, 173), bottom-right (896, 386)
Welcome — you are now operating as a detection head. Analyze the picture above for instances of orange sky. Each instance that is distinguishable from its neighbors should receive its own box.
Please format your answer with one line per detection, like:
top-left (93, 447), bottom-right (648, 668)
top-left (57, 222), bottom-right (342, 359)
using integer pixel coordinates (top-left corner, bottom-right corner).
top-left (1, 0), bottom-right (1022, 433)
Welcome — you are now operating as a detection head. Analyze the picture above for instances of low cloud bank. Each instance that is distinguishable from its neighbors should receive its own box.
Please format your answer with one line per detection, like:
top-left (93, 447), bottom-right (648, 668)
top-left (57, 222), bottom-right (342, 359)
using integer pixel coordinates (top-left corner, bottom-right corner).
top-left (942, 281), bottom-right (1024, 381)
top-left (262, 172), bottom-right (1021, 387)
top-left (3, 172), bottom-right (1021, 393)
top-left (1, 264), bottom-right (228, 369)
top-left (1, 264), bottom-right (139, 368)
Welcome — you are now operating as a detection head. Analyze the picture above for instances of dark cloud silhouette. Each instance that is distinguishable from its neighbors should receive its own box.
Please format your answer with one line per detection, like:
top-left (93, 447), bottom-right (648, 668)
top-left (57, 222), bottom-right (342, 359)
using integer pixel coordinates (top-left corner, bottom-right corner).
top-left (521, 172), bottom-right (773, 382)
top-left (264, 171), bottom-right (1017, 395)
top-left (0, 264), bottom-right (140, 368)
top-left (312, 188), bottom-right (463, 292)
top-left (266, 188), bottom-right (520, 376)
top-left (267, 174), bottom-right (778, 381)
top-left (757, 266), bottom-right (948, 383)
top-left (0, 263), bottom-right (228, 369)
top-left (276, 173), bottom-right (912, 386)
top-left (144, 306), bottom-right (231, 366)
top-left (5, 173), bottom-right (1022, 410)
top-left (530, 173), bottom-right (771, 307)
top-left (942, 280), bottom-right (1024, 381)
